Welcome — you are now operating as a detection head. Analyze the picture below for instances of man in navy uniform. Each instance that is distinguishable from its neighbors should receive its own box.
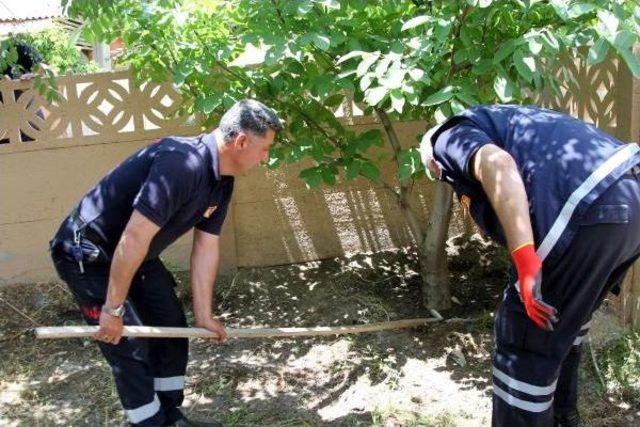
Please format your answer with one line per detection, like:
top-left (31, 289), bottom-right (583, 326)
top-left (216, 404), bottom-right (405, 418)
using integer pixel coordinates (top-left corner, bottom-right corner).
top-left (50, 99), bottom-right (282, 426)
top-left (419, 105), bottom-right (640, 426)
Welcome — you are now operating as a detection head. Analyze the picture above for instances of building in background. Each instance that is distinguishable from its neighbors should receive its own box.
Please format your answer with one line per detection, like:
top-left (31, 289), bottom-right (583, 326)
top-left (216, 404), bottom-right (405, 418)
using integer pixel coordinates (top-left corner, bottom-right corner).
top-left (0, 0), bottom-right (120, 70)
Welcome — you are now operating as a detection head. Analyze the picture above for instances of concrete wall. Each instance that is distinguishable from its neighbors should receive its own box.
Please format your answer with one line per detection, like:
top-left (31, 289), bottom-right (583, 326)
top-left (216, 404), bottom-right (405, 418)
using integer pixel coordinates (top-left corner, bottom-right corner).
top-left (232, 119), bottom-right (434, 268)
top-left (0, 72), bottom-right (211, 283)
top-left (0, 71), bottom-right (439, 284)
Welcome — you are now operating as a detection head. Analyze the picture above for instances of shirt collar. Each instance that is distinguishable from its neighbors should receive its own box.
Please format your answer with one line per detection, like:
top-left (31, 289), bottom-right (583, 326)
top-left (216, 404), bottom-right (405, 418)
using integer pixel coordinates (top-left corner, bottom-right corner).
top-left (202, 132), bottom-right (221, 181)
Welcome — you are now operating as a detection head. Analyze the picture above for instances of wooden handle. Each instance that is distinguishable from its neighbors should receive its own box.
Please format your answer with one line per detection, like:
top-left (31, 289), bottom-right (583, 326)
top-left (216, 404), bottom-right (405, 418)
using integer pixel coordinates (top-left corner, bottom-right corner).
top-left (35, 318), bottom-right (436, 339)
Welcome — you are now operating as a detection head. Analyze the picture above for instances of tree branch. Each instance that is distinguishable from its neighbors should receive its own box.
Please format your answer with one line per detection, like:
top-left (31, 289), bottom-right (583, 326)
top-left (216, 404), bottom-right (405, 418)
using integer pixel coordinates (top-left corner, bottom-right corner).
top-left (374, 106), bottom-right (426, 240)
top-left (270, 0), bottom-right (287, 26)
top-left (446, 6), bottom-right (470, 83)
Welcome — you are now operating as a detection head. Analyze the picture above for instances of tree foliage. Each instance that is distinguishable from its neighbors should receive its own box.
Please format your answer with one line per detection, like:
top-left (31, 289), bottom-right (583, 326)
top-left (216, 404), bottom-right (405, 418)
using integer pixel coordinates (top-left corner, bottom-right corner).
top-left (1, 26), bottom-right (99, 75)
top-left (65, 0), bottom-right (640, 308)
top-left (65, 0), bottom-right (640, 189)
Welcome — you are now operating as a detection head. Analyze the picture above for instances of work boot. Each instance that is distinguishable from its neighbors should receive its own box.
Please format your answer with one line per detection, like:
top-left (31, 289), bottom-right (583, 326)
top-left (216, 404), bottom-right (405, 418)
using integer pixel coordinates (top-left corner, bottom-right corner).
top-left (554, 410), bottom-right (585, 427)
top-left (170, 415), bottom-right (224, 427)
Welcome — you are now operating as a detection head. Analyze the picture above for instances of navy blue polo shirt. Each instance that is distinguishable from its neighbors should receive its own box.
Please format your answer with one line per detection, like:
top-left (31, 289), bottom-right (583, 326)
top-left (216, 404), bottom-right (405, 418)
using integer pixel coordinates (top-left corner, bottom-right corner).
top-left (429, 105), bottom-right (640, 265)
top-left (53, 133), bottom-right (234, 260)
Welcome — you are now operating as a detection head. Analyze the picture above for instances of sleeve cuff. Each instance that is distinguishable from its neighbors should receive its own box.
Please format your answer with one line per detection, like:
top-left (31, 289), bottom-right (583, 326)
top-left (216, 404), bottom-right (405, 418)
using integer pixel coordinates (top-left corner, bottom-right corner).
top-left (132, 202), bottom-right (165, 227)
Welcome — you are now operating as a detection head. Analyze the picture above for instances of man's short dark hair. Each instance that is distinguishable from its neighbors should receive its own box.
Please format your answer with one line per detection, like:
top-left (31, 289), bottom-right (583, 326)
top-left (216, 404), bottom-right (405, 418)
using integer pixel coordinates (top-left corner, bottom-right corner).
top-left (219, 99), bottom-right (283, 143)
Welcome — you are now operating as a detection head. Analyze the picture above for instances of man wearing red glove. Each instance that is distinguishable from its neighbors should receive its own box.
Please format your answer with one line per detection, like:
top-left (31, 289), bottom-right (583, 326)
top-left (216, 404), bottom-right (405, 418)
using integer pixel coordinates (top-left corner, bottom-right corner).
top-left (419, 105), bottom-right (640, 427)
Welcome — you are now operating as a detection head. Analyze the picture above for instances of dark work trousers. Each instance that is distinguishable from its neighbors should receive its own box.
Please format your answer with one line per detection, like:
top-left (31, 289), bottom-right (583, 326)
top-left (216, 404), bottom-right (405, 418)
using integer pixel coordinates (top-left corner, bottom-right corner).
top-left (492, 172), bottom-right (640, 426)
top-left (51, 251), bottom-right (189, 426)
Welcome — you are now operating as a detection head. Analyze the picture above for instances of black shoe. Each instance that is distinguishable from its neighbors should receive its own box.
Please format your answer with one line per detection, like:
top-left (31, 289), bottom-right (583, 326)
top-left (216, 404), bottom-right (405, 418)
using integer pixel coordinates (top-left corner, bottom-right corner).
top-left (170, 416), bottom-right (224, 427)
top-left (554, 410), bottom-right (585, 427)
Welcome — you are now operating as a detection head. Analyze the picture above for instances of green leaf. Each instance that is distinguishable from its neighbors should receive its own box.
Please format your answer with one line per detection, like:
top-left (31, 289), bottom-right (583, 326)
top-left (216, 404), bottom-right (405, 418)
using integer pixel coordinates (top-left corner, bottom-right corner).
top-left (173, 62), bottom-right (192, 85)
top-left (434, 103), bottom-right (452, 123)
top-left (321, 167), bottom-right (337, 185)
top-left (401, 15), bottom-right (431, 32)
top-left (337, 50), bottom-right (366, 64)
top-left (473, 58), bottom-right (493, 75)
top-left (434, 18), bottom-right (453, 42)
top-left (618, 46), bottom-right (640, 78)
top-left (312, 74), bottom-right (333, 98)
top-left (422, 86), bottom-right (453, 107)
top-left (356, 52), bottom-right (380, 77)
top-left (380, 67), bottom-right (405, 89)
top-left (300, 167), bottom-right (323, 189)
top-left (494, 74), bottom-right (516, 102)
top-left (587, 37), bottom-right (609, 66)
top-left (539, 30), bottom-right (560, 52)
top-left (550, 0), bottom-right (569, 21)
top-left (613, 30), bottom-right (637, 51)
top-left (310, 33), bottom-right (331, 51)
top-left (568, 3), bottom-right (596, 18)
top-left (265, 42), bottom-right (287, 66)
top-left (398, 148), bottom-right (422, 183)
top-left (374, 56), bottom-right (392, 78)
top-left (494, 39), bottom-right (519, 64)
top-left (355, 129), bottom-right (384, 151)
top-left (360, 162), bottom-right (381, 181)
top-left (286, 60), bottom-right (305, 75)
top-left (268, 147), bottom-right (285, 169)
top-left (297, 0), bottom-right (313, 15)
top-left (597, 10), bottom-right (619, 41)
top-left (456, 90), bottom-right (479, 106)
top-left (528, 38), bottom-right (543, 55)
top-left (222, 94), bottom-right (236, 110)
top-left (408, 68), bottom-right (425, 81)
top-left (390, 90), bottom-right (405, 113)
top-left (450, 99), bottom-right (466, 115)
top-left (345, 160), bottom-right (361, 180)
top-left (513, 50), bottom-right (535, 82)
top-left (364, 86), bottom-right (388, 106)
top-left (318, 0), bottom-right (340, 10)
top-left (398, 164), bottom-right (412, 182)
top-left (453, 49), bottom-right (468, 65)
top-left (197, 96), bottom-right (219, 114)
top-left (324, 93), bottom-right (345, 108)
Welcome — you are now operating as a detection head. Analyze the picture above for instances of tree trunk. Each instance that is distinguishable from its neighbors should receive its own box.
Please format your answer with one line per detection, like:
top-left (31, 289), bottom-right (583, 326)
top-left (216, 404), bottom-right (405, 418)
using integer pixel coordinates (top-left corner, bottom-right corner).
top-left (417, 183), bottom-right (454, 311)
top-left (374, 107), bottom-right (454, 312)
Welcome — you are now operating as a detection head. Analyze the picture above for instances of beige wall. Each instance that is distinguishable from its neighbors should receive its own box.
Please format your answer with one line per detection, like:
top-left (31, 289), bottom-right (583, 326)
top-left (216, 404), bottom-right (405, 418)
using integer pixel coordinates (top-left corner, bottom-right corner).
top-left (232, 120), bottom-right (435, 268)
top-left (0, 73), bottom-right (203, 284)
top-left (0, 72), bottom-right (439, 285)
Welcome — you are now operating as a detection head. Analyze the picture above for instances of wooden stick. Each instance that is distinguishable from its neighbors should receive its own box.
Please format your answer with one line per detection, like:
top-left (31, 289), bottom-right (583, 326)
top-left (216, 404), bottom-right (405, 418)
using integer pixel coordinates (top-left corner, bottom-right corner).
top-left (36, 318), bottom-right (436, 339)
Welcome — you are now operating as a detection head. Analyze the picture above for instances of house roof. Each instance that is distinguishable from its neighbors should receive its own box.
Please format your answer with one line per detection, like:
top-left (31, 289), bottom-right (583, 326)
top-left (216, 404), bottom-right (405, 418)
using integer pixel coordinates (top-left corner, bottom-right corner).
top-left (0, 0), bottom-right (63, 22)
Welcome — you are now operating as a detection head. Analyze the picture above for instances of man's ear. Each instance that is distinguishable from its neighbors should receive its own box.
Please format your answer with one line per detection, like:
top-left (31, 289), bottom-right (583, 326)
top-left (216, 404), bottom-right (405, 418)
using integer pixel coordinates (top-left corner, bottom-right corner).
top-left (233, 132), bottom-right (249, 150)
top-left (428, 159), bottom-right (443, 180)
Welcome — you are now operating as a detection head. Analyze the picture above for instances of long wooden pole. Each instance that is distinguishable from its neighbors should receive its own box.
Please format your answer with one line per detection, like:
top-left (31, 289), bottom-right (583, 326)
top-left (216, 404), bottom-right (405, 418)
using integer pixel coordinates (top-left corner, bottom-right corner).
top-left (35, 318), bottom-right (435, 339)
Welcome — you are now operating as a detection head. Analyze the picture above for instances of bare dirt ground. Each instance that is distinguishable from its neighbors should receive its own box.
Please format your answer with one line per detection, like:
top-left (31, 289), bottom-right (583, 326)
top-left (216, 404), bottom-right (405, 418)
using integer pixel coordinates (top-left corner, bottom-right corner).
top-left (0, 236), bottom-right (637, 426)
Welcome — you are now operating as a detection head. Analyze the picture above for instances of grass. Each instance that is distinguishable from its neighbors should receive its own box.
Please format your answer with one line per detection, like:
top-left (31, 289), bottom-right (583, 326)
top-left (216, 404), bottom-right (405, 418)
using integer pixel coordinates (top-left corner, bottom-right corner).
top-left (599, 330), bottom-right (640, 406)
top-left (371, 407), bottom-right (464, 426)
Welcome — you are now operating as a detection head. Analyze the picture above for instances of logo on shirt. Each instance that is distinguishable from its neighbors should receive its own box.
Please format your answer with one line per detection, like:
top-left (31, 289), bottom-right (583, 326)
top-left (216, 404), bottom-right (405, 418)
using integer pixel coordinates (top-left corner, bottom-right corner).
top-left (203, 206), bottom-right (217, 218)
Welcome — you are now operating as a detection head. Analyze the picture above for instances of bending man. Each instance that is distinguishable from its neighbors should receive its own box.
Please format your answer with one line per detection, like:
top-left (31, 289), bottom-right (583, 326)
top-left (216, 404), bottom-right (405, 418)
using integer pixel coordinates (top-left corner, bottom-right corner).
top-left (419, 105), bottom-right (640, 427)
top-left (50, 99), bottom-right (282, 426)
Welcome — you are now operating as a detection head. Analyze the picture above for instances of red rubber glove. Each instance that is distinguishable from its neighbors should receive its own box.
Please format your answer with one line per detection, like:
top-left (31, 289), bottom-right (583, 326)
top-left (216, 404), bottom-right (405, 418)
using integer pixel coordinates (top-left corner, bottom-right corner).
top-left (512, 243), bottom-right (558, 331)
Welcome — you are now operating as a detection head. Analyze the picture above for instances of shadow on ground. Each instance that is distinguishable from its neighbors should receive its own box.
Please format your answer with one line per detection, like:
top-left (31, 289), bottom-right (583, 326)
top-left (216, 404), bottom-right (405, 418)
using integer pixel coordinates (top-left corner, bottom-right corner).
top-left (0, 237), bottom-right (636, 426)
